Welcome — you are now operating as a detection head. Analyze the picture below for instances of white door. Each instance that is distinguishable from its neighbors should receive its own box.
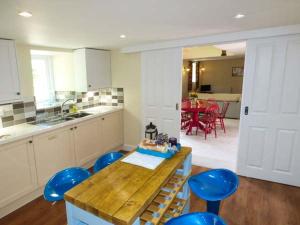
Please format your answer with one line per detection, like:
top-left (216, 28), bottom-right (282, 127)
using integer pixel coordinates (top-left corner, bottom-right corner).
top-left (141, 48), bottom-right (182, 139)
top-left (0, 39), bottom-right (21, 103)
top-left (238, 34), bottom-right (300, 186)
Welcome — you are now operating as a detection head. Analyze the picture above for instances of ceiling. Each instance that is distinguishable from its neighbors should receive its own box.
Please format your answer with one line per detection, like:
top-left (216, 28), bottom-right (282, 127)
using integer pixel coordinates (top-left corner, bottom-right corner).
top-left (214, 42), bottom-right (246, 55)
top-left (183, 42), bottom-right (246, 59)
top-left (1, 0), bottom-right (300, 50)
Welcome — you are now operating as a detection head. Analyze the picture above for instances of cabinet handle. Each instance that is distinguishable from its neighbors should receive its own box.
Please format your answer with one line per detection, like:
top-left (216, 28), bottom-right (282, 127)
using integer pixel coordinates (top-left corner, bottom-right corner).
top-left (102, 118), bottom-right (105, 120)
top-left (88, 84), bottom-right (92, 88)
top-left (74, 126), bottom-right (77, 129)
top-left (70, 128), bottom-right (73, 130)
top-left (17, 92), bottom-right (20, 95)
top-left (48, 135), bottom-right (57, 140)
top-left (29, 140), bottom-right (33, 144)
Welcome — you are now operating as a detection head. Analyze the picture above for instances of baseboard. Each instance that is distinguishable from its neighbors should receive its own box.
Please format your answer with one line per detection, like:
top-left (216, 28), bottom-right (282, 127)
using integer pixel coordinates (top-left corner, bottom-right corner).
top-left (0, 187), bottom-right (44, 219)
top-left (192, 156), bottom-right (237, 172)
top-left (122, 144), bottom-right (136, 151)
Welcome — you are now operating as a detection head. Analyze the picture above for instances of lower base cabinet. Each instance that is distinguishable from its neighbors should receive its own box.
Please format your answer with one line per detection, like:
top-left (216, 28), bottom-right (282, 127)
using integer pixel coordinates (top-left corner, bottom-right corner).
top-left (73, 118), bottom-right (103, 166)
top-left (33, 126), bottom-right (76, 186)
top-left (0, 138), bottom-right (37, 207)
top-left (100, 111), bottom-right (123, 152)
top-left (0, 110), bottom-right (123, 215)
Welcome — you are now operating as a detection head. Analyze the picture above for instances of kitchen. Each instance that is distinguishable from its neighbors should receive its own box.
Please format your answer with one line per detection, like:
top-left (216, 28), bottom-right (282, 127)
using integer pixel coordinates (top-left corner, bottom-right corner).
top-left (1, 1), bottom-right (300, 225)
top-left (0, 32), bottom-right (194, 225)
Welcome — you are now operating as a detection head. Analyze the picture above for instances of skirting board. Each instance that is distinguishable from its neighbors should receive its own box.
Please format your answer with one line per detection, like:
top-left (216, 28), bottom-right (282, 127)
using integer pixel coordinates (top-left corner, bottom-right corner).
top-left (121, 144), bottom-right (136, 151)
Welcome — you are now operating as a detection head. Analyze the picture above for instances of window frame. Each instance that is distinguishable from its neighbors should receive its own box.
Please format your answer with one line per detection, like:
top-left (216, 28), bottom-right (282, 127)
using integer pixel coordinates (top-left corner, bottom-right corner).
top-left (31, 55), bottom-right (56, 104)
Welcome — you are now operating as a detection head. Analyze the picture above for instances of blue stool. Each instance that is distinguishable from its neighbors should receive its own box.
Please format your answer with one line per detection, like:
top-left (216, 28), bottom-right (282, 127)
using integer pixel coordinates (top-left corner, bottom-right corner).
top-left (188, 169), bottom-right (239, 215)
top-left (44, 167), bottom-right (91, 202)
top-left (165, 212), bottom-right (226, 225)
top-left (94, 152), bottom-right (124, 173)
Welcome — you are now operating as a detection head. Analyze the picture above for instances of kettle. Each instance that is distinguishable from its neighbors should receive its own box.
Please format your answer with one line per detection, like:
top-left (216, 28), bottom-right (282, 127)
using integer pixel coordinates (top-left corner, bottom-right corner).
top-left (145, 122), bottom-right (158, 140)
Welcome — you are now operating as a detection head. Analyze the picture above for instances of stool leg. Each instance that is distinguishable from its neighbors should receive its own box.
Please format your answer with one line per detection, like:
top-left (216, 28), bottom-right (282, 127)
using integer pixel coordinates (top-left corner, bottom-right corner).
top-left (207, 200), bottom-right (221, 215)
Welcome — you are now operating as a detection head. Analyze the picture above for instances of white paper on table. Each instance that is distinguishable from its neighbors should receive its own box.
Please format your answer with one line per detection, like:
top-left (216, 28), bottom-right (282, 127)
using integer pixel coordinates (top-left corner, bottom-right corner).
top-left (121, 152), bottom-right (165, 170)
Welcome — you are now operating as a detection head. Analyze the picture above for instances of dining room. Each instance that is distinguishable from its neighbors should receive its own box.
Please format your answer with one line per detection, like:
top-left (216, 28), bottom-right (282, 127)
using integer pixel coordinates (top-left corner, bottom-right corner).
top-left (180, 42), bottom-right (245, 171)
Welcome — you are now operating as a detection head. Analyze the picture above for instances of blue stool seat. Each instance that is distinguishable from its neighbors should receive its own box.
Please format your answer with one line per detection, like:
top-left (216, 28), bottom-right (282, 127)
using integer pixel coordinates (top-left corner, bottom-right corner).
top-left (165, 212), bottom-right (226, 225)
top-left (188, 169), bottom-right (239, 215)
top-left (94, 152), bottom-right (124, 173)
top-left (44, 167), bottom-right (91, 202)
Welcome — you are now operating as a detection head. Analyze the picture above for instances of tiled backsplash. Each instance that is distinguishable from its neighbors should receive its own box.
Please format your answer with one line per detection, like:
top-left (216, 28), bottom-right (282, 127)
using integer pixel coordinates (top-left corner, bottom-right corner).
top-left (0, 97), bottom-right (36, 128)
top-left (0, 88), bottom-right (124, 128)
top-left (56, 87), bottom-right (124, 109)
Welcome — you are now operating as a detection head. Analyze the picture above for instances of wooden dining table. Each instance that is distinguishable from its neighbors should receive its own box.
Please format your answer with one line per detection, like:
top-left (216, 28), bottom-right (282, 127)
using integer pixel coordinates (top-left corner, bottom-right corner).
top-left (181, 101), bottom-right (210, 135)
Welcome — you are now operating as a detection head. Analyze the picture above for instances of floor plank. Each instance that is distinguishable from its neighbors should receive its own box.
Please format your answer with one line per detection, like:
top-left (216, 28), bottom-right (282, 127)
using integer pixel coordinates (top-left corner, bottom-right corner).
top-left (1, 165), bottom-right (299, 225)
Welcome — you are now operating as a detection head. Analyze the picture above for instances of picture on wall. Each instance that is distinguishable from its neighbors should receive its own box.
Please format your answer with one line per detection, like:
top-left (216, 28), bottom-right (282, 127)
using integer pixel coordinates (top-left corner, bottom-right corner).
top-left (232, 66), bottom-right (244, 76)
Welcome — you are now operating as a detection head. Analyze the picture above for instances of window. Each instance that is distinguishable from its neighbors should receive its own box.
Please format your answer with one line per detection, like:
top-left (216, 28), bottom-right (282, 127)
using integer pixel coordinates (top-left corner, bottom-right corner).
top-left (192, 62), bottom-right (197, 83)
top-left (31, 55), bottom-right (55, 104)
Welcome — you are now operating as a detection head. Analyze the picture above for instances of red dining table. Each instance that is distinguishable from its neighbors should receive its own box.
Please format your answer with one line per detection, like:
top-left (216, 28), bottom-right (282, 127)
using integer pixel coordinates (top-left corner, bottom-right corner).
top-left (181, 101), bottom-right (210, 135)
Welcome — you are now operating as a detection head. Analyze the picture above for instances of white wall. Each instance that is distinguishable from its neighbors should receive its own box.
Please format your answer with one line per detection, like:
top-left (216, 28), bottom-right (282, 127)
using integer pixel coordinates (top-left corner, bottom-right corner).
top-left (199, 58), bottom-right (244, 93)
top-left (111, 50), bottom-right (141, 147)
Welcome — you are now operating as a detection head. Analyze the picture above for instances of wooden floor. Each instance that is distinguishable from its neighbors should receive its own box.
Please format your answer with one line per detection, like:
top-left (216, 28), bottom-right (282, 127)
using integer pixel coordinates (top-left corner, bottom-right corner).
top-left (1, 165), bottom-right (300, 225)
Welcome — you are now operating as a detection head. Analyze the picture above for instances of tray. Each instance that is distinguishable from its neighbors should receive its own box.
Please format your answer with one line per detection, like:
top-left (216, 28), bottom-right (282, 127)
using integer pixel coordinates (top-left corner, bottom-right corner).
top-left (137, 143), bottom-right (181, 159)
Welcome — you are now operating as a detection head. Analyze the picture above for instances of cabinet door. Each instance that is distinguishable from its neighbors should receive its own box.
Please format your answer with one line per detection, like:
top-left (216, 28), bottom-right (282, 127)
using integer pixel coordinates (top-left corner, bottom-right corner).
top-left (0, 39), bottom-right (21, 103)
top-left (0, 138), bottom-right (37, 207)
top-left (73, 118), bottom-right (102, 166)
top-left (33, 127), bottom-right (75, 186)
top-left (101, 111), bottom-right (123, 152)
top-left (85, 49), bottom-right (111, 90)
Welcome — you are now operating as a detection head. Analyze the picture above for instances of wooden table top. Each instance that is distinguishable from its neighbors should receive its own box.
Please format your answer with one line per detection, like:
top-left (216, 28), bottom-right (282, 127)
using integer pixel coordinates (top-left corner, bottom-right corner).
top-left (64, 147), bottom-right (191, 225)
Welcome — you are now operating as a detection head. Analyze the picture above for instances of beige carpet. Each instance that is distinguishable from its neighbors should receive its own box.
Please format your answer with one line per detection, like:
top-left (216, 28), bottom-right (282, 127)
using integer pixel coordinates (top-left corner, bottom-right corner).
top-left (180, 119), bottom-right (239, 171)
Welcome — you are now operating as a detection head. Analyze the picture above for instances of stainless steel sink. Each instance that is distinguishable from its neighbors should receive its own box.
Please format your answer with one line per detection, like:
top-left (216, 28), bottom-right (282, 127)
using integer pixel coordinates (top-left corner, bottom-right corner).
top-left (29, 112), bottom-right (91, 127)
top-left (65, 112), bottom-right (91, 119)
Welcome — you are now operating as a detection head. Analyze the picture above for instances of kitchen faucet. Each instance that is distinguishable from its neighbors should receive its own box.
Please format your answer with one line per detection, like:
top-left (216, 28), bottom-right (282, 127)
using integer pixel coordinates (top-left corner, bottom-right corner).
top-left (61, 98), bottom-right (75, 118)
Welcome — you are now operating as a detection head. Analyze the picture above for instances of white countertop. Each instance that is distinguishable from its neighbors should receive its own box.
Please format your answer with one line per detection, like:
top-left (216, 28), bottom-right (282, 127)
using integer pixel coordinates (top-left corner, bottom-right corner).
top-left (0, 106), bottom-right (123, 146)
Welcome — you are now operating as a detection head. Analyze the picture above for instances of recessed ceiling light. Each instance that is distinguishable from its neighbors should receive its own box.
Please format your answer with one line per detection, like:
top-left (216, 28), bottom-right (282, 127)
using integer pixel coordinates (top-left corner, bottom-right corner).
top-left (234, 14), bottom-right (245, 19)
top-left (120, 34), bottom-right (126, 39)
top-left (18, 11), bottom-right (32, 18)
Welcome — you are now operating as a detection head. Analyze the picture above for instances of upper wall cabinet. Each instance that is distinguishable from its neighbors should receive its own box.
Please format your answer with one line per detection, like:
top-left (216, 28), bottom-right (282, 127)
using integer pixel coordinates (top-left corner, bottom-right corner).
top-left (0, 39), bottom-right (21, 103)
top-left (74, 48), bottom-right (111, 92)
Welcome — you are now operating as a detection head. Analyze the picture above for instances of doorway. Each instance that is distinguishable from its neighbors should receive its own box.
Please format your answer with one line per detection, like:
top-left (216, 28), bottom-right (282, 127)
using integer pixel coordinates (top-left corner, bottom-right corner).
top-left (140, 34), bottom-right (300, 186)
top-left (180, 42), bottom-right (246, 171)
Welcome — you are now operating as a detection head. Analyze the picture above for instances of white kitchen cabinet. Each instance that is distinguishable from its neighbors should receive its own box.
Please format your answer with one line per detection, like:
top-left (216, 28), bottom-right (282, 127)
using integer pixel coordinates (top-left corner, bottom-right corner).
top-left (0, 110), bottom-right (123, 217)
top-left (73, 118), bottom-right (103, 166)
top-left (0, 138), bottom-right (37, 207)
top-left (33, 126), bottom-right (75, 186)
top-left (0, 39), bottom-right (21, 103)
top-left (74, 48), bottom-right (111, 92)
top-left (100, 111), bottom-right (123, 152)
